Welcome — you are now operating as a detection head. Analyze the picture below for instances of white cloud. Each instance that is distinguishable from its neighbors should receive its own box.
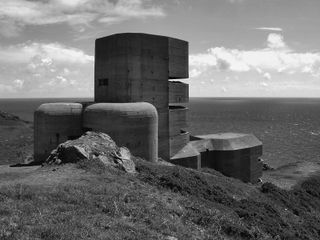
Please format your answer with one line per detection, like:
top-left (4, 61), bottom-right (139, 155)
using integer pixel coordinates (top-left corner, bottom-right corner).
top-left (0, 84), bottom-right (15, 93)
top-left (0, 0), bottom-right (165, 37)
top-left (255, 27), bottom-right (283, 32)
top-left (13, 79), bottom-right (24, 89)
top-left (260, 82), bottom-right (268, 87)
top-left (221, 87), bottom-right (228, 92)
top-left (190, 33), bottom-right (320, 78)
top-left (227, 0), bottom-right (244, 3)
top-left (0, 42), bottom-right (94, 97)
top-left (263, 72), bottom-right (271, 80)
top-left (0, 42), bottom-right (93, 64)
top-left (267, 33), bottom-right (287, 49)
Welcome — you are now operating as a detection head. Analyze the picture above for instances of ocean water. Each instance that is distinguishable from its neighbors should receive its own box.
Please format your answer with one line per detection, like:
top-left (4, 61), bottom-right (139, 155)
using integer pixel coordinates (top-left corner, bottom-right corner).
top-left (1, 97), bottom-right (319, 168)
top-left (0, 98), bottom-right (93, 122)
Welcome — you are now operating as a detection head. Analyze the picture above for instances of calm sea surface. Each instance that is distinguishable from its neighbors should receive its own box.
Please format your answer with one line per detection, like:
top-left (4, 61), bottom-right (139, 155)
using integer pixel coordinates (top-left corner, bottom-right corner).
top-left (1, 97), bottom-right (320, 168)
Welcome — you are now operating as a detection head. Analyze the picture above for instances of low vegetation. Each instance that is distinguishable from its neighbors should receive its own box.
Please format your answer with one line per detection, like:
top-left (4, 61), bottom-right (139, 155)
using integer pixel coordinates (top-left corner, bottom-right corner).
top-left (1, 157), bottom-right (320, 239)
top-left (0, 111), bottom-right (33, 165)
top-left (1, 111), bottom-right (320, 239)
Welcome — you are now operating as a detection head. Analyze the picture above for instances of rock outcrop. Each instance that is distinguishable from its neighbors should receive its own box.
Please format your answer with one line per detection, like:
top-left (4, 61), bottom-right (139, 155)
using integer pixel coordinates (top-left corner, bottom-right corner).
top-left (45, 131), bottom-right (136, 173)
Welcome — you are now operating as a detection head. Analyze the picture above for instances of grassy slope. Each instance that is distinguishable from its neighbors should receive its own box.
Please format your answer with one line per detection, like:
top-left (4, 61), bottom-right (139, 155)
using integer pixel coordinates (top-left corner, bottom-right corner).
top-left (0, 111), bottom-right (33, 165)
top-left (1, 159), bottom-right (320, 240)
top-left (1, 111), bottom-right (320, 239)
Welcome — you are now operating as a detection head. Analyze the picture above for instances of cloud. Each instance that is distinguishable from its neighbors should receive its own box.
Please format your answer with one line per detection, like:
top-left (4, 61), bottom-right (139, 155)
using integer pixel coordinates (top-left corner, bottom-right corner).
top-left (260, 82), bottom-right (268, 87)
top-left (0, 42), bottom-right (93, 64)
top-left (227, 0), bottom-right (244, 3)
top-left (255, 27), bottom-right (283, 32)
top-left (0, 0), bottom-right (165, 37)
top-left (0, 42), bottom-right (94, 97)
top-left (263, 72), bottom-right (271, 80)
top-left (267, 33), bottom-right (287, 49)
top-left (13, 79), bottom-right (24, 89)
top-left (190, 33), bottom-right (320, 77)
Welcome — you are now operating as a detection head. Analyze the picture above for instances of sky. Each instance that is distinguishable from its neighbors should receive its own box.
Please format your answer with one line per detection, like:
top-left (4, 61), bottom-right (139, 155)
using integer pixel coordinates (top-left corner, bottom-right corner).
top-left (0, 0), bottom-right (320, 98)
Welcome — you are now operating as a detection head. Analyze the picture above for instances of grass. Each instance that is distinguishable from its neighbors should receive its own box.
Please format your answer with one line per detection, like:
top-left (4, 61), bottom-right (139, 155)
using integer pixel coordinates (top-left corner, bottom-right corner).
top-left (1, 158), bottom-right (320, 239)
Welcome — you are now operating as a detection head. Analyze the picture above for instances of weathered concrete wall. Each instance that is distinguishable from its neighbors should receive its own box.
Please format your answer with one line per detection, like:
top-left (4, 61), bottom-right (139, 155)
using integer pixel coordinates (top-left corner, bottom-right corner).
top-left (94, 33), bottom-right (170, 159)
top-left (168, 38), bottom-right (189, 79)
top-left (170, 143), bottom-right (201, 169)
top-left (169, 81), bottom-right (189, 104)
top-left (170, 131), bottom-right (190, 157)
top-left (34, 103), bottom-right (83, 163)
top-left (170, 133), bottom-right (263, 183)
top-left (198, 133), bottom-right (263, 183)
top-left (169, 106), bottom-right (188, 136)
top-left (83, 102), bottom-right (158, 162)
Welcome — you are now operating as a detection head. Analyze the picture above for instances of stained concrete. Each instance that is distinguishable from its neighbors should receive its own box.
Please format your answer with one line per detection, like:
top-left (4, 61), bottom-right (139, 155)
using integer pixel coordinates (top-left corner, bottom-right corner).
top-left (170, 144), bottom-right (201, 169)
top-left (34, 103), bottom-right (83, 162)
top-left (33, 33), bottom-right (264, 184)
top-left (94, 33), bottom-right (189, 160)
top-left (168, 38), bottom-right (189, 79)
top-left (169, 81), bottom-right (189, 104)
top-left (170, 131), bottom-right (190, 157)
top-left (171, 133), bottom-right (263, 183)
top-left (83, 102), bottom-right (158, 162)
top-left (169, 106), bottom-right (188, 137)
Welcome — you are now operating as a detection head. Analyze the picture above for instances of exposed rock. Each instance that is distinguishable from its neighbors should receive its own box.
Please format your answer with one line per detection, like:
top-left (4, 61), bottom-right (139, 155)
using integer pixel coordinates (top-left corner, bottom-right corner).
top-left (0, 110), bottom-right (30, 124)
top-left (259, 158), bottom-right (275, 171)
top-left (45, 131), bottom-right (136, 173)
top-left (0, 110), bottom-right (20, 121)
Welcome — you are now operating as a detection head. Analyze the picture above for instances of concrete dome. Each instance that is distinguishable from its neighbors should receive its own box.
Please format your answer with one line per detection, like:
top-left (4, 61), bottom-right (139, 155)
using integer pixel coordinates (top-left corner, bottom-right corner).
top-left (83, 102), bottom-right (158, 162)
top-left (34, 103), bottom-right (83, 162)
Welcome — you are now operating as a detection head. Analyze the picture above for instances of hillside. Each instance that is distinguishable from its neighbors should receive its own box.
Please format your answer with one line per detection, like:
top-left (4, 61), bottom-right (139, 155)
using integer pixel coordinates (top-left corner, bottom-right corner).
top-left (0, 110), bottom-right (33, 165)
top-left (1, 158), bottom-right (320, 239)
top-left (1, 111), bottom-right (320, 239)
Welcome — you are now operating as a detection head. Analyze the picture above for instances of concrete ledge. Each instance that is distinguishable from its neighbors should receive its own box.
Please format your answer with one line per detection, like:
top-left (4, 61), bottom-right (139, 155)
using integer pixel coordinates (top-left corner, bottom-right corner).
top-left (170, 144), bottom-right (201, 169)
top-left (169, 81), bottom-right (189, 103)
top-left (196, 133), bottom-right (262, 151)
top-left (169, 105), bottom-right (188, 136)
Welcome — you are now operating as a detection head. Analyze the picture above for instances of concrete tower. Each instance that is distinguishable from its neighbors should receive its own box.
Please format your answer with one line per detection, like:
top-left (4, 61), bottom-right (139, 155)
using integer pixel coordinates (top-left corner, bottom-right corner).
top-left (94, 33), bottom-right (189, 160)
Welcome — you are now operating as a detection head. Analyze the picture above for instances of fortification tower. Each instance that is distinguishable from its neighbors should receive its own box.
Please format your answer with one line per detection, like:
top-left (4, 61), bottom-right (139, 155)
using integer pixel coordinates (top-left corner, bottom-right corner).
top-left (94, 33), bottom-right (189, 160)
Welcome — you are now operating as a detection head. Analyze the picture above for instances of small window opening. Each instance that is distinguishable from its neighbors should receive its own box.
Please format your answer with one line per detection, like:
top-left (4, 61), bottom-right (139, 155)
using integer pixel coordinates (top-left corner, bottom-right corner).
top-left (98, 78), bottom-right (109, 86)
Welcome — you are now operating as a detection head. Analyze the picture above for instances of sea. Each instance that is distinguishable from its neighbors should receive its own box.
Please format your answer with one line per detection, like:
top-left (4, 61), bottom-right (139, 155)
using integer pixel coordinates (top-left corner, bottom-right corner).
top-left (1, 97), bottom-right (320, 169)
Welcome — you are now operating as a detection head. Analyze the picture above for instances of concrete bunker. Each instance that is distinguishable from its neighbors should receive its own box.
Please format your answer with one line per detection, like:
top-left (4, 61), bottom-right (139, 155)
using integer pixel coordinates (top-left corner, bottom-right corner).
top-left (197, 133), bottom-right (263, 183)
top-left (83, 102), bottom-right (158, 162)
top-left (34, 103), bottom-right (83, 162)
top-left (33, 33), bottom-right (263, 183)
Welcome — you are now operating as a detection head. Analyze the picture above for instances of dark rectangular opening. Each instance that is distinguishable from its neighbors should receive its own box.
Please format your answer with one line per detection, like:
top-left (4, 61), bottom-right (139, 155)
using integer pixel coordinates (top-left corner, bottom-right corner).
top-left (98, 78), bottom-right (109, 86)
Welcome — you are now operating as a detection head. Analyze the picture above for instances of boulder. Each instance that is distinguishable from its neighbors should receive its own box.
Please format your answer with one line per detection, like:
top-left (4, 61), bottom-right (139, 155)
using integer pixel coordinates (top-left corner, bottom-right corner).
top-left (45, 131), bottom-right (136, 173)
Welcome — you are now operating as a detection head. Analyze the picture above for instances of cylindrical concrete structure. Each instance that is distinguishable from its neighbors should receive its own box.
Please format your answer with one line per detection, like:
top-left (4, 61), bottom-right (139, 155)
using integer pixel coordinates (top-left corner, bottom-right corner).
top-left (34, 103), bottom-right (83, 163)
top-left (83, 102), bottom-right (158, 162)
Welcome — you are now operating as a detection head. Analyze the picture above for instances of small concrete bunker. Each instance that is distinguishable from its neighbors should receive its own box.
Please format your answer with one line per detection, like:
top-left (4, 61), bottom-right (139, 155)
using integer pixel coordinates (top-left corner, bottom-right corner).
top-left (198, 133), bottom-right (263, 183)
top-left (34, 103), bottom-right (83, 162)
top-left (83, 102), bottom-right (158, 162)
